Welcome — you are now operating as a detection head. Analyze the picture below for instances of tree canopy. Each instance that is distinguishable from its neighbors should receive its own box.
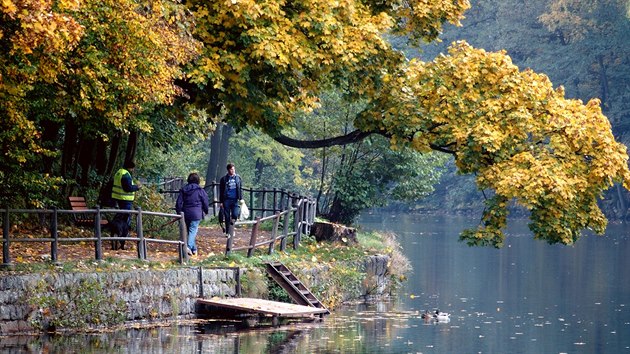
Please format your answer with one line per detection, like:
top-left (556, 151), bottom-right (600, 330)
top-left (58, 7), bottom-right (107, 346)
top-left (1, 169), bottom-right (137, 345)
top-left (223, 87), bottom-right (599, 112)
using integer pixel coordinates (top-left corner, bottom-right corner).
top-left (2, 0), bottom-right (629, 247)
top-left (1, 0), bottom-right (200, 204)
top-left (184, 0), bottom-right (471, 133)
top-left (362, 42), bottom-right (630, 246)
top-left (183, 0), bottom-right (630, 246)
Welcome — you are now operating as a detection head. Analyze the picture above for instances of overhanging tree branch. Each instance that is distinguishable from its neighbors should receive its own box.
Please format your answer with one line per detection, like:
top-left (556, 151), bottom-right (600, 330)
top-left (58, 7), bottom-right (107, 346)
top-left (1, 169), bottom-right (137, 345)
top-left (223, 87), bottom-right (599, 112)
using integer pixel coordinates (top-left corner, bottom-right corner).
top-left (272, 129), bottom-right (457, 156)
top-left (272, 129), bottom-right (374, 148)
top-left (429, 143), bottom-right (456, 155)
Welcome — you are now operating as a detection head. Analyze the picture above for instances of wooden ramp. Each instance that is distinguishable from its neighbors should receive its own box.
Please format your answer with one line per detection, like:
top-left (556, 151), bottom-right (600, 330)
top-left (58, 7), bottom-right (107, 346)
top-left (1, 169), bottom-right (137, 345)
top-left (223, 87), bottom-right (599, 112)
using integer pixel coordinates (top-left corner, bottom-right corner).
top-left (265, 261), bottom-right (330, 314)
top-left (197, 297), bottom-right (329, 318)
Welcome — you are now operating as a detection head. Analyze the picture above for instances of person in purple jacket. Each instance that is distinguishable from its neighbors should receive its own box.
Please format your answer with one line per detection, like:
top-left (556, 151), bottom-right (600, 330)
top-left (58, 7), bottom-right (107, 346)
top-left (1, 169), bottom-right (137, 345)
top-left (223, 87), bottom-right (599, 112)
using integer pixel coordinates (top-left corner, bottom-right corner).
top-left (175, 173), bottom-right (209, 256)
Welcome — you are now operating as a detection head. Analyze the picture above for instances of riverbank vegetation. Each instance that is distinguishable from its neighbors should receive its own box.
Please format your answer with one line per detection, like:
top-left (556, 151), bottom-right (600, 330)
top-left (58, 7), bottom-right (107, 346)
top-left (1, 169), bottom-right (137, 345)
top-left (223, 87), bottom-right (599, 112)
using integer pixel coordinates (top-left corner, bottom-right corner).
top-left (208, 230), bottom-right (411, 309)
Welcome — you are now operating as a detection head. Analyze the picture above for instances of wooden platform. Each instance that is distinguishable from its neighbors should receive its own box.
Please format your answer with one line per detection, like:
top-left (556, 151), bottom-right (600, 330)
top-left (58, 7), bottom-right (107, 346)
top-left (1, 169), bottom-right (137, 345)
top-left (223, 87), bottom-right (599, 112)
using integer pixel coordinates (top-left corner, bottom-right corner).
top-left (197, 298), bottom-right (329, 318)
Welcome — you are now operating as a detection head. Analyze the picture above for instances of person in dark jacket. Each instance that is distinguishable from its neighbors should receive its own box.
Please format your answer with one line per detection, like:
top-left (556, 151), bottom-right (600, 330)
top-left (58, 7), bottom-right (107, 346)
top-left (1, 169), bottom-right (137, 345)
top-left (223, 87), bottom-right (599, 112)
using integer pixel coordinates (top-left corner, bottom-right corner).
top-left (219, 163), bottom-right (243, 225)
top-left (176, 173), bottom-right (209, 256)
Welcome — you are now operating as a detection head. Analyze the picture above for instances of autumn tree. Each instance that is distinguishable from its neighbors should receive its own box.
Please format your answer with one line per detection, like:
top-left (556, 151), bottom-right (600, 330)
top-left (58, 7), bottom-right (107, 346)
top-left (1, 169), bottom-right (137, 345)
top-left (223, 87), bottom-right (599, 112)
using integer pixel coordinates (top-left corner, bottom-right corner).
top-left (409, 0), bottom-right (630, 220)
top-left (2, 0), bottom-right (628, 248)
top-left (1, 0), bottom-right (83, 207)
top-left (0, 0), bottom-right (201, 206)
top-left (184, 0), bottom-right (630, 247)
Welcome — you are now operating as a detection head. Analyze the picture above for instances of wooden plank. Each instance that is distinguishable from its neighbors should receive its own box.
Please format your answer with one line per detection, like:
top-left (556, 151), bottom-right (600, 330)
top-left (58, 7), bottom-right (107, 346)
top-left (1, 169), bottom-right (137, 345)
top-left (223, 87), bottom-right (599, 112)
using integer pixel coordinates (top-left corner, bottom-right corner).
top-left (197, 298), bottom-right (329, 317)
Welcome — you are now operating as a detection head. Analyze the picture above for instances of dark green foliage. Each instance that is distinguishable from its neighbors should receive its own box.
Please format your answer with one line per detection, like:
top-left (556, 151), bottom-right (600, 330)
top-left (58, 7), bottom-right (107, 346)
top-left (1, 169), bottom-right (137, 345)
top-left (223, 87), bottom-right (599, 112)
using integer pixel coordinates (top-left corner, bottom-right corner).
top-left (267, 280), bottom-right (291, 303)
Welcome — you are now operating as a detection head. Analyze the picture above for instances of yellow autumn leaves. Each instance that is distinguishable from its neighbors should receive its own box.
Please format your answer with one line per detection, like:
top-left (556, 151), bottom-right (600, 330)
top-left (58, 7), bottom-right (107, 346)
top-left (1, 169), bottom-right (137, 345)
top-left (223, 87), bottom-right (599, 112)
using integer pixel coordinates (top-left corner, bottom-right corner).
top-left (186, 0), bottom-right (471, 131)
top-left (361, 41), bottom-right (630, 246)
top-left (2, 0), bottom-right (200, 130)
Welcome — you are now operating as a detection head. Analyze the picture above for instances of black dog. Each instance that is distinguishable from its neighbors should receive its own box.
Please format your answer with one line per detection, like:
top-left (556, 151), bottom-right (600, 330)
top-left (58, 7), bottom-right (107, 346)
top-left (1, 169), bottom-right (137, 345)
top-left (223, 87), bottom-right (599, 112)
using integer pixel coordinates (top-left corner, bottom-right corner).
top-left (109, 214), bottom-right (129, 250)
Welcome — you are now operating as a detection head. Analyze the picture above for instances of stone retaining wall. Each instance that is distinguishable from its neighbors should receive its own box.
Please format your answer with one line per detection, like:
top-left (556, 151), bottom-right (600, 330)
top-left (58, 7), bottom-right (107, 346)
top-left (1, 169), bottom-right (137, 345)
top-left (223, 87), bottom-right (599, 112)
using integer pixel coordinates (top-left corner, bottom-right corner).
top-left (363, 254), bottom-right (392, 297)
top-left (0, 267), bottom-right (238, 335)
top-left (0, 255), bottom-right (394, 335)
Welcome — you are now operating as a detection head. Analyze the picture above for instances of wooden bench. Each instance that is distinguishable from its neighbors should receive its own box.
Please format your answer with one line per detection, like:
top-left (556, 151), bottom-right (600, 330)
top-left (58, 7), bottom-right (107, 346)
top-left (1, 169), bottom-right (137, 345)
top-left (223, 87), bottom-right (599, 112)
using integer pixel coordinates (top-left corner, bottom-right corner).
top-left (68, 196), bottom-right (109, 227)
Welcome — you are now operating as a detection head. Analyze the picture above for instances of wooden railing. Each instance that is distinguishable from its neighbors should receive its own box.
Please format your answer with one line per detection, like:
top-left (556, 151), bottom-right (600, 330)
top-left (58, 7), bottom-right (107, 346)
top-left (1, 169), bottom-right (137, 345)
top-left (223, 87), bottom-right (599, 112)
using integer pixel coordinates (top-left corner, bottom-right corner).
top-left (1, 207), bottom-right (187, 268)
top-left (159, 183), bottom-right (317, 257)
top-left (226, 197), bottom-right (316, 257)
top-left (2, 187), bottom-right (317, 266)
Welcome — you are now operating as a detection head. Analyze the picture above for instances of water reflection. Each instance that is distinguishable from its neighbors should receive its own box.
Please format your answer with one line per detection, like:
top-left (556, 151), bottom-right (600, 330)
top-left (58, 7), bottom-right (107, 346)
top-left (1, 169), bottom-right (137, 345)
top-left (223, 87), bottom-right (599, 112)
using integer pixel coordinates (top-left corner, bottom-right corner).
top-left (2, 214), bottom-right (630, 353)
top-left (360, 213), bottom-right (630, 354)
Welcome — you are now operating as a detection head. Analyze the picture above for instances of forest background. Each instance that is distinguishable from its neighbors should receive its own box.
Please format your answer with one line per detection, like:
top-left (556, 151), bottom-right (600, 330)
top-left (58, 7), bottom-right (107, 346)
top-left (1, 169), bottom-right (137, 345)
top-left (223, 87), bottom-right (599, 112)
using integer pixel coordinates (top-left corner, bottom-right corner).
top-left (2, 0), bottom-right (629, 248)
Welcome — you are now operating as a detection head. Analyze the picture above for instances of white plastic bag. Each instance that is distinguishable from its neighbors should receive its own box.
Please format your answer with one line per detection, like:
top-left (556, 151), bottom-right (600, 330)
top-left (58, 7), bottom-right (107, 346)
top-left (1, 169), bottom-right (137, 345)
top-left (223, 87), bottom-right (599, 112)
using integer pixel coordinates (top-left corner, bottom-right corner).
top-left (239, 199), bottom-right (250, 220)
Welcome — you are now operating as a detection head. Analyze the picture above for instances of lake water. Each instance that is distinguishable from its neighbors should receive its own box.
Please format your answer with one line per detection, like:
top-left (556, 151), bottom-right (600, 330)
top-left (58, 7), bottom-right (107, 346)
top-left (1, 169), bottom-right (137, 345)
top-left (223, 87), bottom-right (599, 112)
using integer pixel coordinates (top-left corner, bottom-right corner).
top-left (2, 213), bottom-right (629, 353)
top-left (355, 213), bottom-right (630, 354)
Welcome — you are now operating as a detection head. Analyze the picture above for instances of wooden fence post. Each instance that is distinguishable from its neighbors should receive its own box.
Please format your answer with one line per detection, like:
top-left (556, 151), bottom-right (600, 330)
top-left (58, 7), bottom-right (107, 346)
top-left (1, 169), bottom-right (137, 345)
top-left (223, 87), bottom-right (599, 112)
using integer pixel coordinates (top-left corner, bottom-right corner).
top-left (95, 206), bottom-right (103, 261)
top-left (293, 199), bottom-right (302, 250)
top-left (247, 217), bottom-right (261, 258)
top-left (272, 188), bottom-right (278, 214)
top-left (281, 207), bottom-right (290, 252)
top-left (51, 207), bottom-right (58, 263)
top-left (248, 190), bottom-right (254, 220)
top-left (261, 191), bottom-right (267, 218)
top-left (136, 207), bottom-right (146, 260)
top-left (279, 189), bottom-right (286, 211)
top-left (268, 212), bottom-right (281, 255)
top-left (304, 199), bottom-right (313, 235)
top-left (2, 208), bottom-right (10, 267)
top-left (302, 199), bottom-right (308, 236)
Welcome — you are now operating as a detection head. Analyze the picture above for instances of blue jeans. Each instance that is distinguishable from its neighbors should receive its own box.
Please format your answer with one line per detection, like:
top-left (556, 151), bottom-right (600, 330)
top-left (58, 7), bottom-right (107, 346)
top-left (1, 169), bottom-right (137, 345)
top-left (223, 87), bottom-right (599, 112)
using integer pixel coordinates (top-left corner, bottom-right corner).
top-left (186, 219), bottom-right (201, 253)
top-left (223, 199), bottom-right (240, 223)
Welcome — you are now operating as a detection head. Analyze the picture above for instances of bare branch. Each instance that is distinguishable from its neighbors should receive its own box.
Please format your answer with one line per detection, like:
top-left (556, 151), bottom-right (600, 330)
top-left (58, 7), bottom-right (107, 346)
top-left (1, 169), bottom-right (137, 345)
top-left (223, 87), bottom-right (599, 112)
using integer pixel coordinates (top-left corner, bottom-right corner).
top-left (272, 130), bottom-right (374, 148)
top-left (272, 129), bottom-right (457, 156)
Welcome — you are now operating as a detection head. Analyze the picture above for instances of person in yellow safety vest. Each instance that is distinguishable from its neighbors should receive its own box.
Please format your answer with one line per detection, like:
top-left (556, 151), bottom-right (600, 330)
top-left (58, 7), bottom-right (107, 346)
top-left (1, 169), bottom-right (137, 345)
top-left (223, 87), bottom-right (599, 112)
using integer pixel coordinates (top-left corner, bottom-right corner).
top-left (111, 161), bottom-right (142, 224)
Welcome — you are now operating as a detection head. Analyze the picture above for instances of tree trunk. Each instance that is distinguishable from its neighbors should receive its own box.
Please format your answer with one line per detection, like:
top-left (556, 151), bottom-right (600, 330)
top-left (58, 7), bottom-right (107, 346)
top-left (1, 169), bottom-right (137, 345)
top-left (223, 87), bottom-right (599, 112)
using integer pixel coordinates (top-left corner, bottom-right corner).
top-left (615, 184), bottom-right (627, 220)
top-left (61, 120), bottom-right (78, 180)
top-left (39, 118), bottom-right (61, 175)
top-left (311, 221), bottom-right (357, 244)
top-left (254, 157), bottom-right (264, 186)
top-left (124, 130), bottom-right (138, 166)
top-left (326, 195), bottom-right (346, 223)
top-left (77, 137), bottom-right (96, 187)
top-left (217, 124), bottom-right (233, 180)
top-left (105, 132), bottom-right (122, 177)
top-left (205, 127), bottom-right (222, 186)
top-left (94, 136), bottom-right (108, 176)
top-left (598, 55), bottom-right (609, 110)
top-left (315, 147), bottom-right (328, 215)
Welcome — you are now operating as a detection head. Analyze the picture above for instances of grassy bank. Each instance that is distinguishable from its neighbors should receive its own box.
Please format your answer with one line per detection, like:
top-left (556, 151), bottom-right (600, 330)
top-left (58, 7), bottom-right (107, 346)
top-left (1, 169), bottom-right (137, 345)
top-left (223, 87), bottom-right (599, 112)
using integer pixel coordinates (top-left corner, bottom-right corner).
top-left (199, 230), bottom-right (411, 308)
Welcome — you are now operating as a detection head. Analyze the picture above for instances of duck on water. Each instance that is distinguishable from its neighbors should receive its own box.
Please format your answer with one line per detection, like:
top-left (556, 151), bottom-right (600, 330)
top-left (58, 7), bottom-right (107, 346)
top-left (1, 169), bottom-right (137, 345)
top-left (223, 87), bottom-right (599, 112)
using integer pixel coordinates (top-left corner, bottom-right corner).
top-left (421, 310), bottom-right (451, 322)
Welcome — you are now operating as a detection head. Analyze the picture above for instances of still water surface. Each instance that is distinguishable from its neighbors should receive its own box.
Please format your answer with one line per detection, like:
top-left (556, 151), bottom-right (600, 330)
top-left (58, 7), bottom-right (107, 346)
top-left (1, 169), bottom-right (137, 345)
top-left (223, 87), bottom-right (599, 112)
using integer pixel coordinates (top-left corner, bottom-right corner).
top-left (2, 214), bottom-right (629, 353)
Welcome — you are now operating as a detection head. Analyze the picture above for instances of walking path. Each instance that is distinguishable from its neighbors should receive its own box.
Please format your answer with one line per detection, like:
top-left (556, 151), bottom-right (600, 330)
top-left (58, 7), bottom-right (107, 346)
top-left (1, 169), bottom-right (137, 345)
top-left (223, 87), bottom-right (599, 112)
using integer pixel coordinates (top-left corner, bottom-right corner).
top-left (6, 225), bottom-right (263, 265)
